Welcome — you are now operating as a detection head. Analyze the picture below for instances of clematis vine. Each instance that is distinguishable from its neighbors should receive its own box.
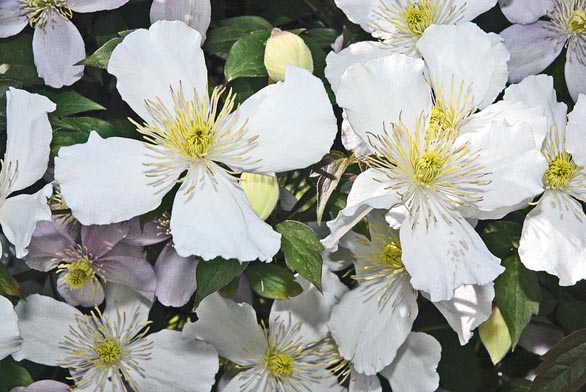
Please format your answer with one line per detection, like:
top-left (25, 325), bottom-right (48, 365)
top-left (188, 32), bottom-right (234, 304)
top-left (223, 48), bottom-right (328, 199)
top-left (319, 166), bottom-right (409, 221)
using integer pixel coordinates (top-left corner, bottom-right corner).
top-left (333, 0), bottom-right (497, 55)
top-left (54, 20), bottom-right (337, 263)
top-left (184, 268), bottom-right (348, 392)
top-left (322, 22), bottom-right (548, 301)
top-left (503, 74), bottom-right (586, 285)
top-left (0, 88), bottom-right (54, 259)
top-left (13, 284), bottom-right (219, 391)
top-left (26, 215), bottom-right (156, 307)
top-left (499, 0), bottom-right (586, 101)
top-left (0, 0), bottom-right (130, 88)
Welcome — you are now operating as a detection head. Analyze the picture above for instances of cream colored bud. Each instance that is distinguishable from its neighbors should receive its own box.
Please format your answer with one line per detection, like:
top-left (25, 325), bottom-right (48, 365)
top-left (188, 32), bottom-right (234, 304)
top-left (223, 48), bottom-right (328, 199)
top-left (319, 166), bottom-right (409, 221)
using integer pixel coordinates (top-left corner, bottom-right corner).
top-left (241, 173), bottom-right (280, 220)
top-left (264, 28), bottom-right (313, 82)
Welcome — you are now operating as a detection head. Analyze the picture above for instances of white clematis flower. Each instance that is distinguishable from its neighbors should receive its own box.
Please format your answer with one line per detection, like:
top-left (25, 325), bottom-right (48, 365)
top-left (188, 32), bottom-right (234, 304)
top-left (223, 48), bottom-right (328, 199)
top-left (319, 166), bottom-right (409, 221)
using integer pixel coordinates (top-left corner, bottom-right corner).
top-left (347, 332), bottom-right (442, 392)
top-left (0, 295), bottom-right (21, 360)
top-left (13, 284), bottom-right (219, 391)
top-left (0, 88), bottom-right (54, 258)
top-left (334, 0), bottom-right (497, 55)
top-left (0, 0), bottom-right (130, 88)
top-left (54, 21), bottom-right (337, 262)
top-left (322, 23), bottom-right (548, 301)
top-left (505, 74), bottom-right (586, 285)
top-left (184, 268), bottom-right (348, 392)
top-left (328, 212), bottom-right (493, 375)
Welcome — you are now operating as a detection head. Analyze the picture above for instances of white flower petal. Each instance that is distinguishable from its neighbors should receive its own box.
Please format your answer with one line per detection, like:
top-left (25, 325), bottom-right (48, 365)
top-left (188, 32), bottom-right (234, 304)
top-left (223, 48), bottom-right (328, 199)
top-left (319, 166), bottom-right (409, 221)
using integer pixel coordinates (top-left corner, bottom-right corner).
top-left (233, 66), bottom-right (336, 174)
top-left (500, 21), bottom-right (563, 83)
top-left (567, 94), bottom-right (586, 166)
top-left (184, 292), bottom-right (267, 366)
top-left (498, 0), bottom-right (553, 24)
top-left (131, 330), bottom-right (218, 392)
top-left (417, 23), bottom-right (509, 110)
top-left (565, 53), bottom-right (586, 103)
top-left (379, 332), bottom-right (441, 392)
top-left (431, 283), bottom-right (495, 345)
top-left (0, 0), bottom-right (26, 38)
top-left (11, 380), bottom-right (70, 392)
top-left (270, 266), bottom-right (348, 343)
top-left (401, 208), bottom-right (504, 302)
top-left (349, 367), bottom-right (381, 392)
top-left (221, 370), bottom-right (270, 392)
top-left (69, 0), bottom-right (128, 12)
top-left (336, 54), bottom-right (431, 143)
top-left (328, 273), bottom-right (418, 375)
top-left (170, 163), bottom-right (280, 261)
top-left (0, 296), bottom-right (20, 360)
top-left (322, 168), bottom-right (400, 251)
top-left (0, 184), bottom-right (52, 259)
top-left (519, 191), bottom-right (586, 286)
top-left (459, 115), bottom-right (547, 220)
top-left (504, 74), bottom-right (568, 131)
top-left (150, 0), bottom-right (211, 42)
top-left (103, 282), bottom-right (153, 326)
top-left (325, 41), bottom-right (397, 93)
top-left (306, 369), bottom-right (348, 392)
top-left (4, 88), bottom-right (55, 192)
top-left (333, 0), bottom-right (377, 32)
top-left (457, 0), bottom-right (498, 21)
top-left (341, 111), bottom-right (370, 157)
top-left (108, 20), bottom-right (207, 123)
top-left (12, 295), bottom-right (79, 365)
top-left (32, 17), bottom-right (85, 88)
top-left (55, 132), bottom-right (177, 225)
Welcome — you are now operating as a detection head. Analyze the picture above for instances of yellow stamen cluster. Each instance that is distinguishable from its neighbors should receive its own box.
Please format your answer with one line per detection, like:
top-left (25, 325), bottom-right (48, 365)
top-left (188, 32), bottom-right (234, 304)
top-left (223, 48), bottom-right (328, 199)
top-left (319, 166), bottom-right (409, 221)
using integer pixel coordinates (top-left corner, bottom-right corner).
top-left (568, 9), bottom-right (586, 33)
top-left (402, 0), bottom-right (435, 36)
top-left (93, 339), bottom-right (123, 367)
top-left (544, 152), bottom-right (576, 189)
top-left (266, 352), bottom-right (295, 378)
top-left (61, 258), bottom-right (96, 290)
top-left (381, 242), bottom-right (404, 271)
top-left (414, 150), bottom-right (444, 184)
top-left (19, 0), bottom-right (73, 28)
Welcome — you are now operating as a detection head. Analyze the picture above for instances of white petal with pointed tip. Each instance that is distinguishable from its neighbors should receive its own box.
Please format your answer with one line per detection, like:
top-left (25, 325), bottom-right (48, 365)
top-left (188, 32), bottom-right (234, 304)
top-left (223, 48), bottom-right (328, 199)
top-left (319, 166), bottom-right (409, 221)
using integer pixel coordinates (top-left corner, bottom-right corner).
top-left (379, 332), bottom-right (441, 392)
top-left (150, 0), bottom-right (211, 42)
top-left (55, 132), bottom-right (177, 225)
top-left (333, 0), bottom-right (377, 32)
top-left (184, 293), bottom-right (267, 366)
top-left (108, 20), bottom-right (207, 123)
top-left (519, 191), bottom-right (586, 286)
top-left (0, 296), bottom-right (20, 360)
top-left (566, 94), bottom-right (586, 166)
top-left (12, 295), bottom-right (80, 365)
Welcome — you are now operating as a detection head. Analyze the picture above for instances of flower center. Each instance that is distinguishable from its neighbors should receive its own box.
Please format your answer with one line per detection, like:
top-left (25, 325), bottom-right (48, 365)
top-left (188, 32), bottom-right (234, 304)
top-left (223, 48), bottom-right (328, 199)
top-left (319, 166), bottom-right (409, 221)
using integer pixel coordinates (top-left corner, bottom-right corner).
top-left (381, 243), bottom-right (404, 270)
top-left (403, 0), bottom-right (434, 36)
top-left (266, 352), bottom-right (295, 378)
top-left (414, 150), bottom-right (443, 183)
top-left (19, 0), bottom-right (73, 28)
top-left (568, 9), bottom-right (586, 33)
top-left (544, 153), bottom-right (576, 189)
top-left (62, 258), bottom-right (95, 290)
top-left (94, 339), bottom-right (123, 367)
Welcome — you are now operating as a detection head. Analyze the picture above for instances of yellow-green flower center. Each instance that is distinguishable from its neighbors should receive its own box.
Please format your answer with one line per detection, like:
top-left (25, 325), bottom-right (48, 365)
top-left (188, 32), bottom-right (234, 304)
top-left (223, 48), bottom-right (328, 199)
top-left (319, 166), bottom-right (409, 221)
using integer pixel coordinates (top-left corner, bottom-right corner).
top-left (544, 153), bottom-right (576, 189)
top-left (381, 243), bottom-right (404, 270)
top-left (19, 0), bottom-right (73, 28)
top-left (568, 9), bottom-right (586, 34)
top-left (266, 352), bottom-right (295, 378)
top-left (93, 339), bottom-right (123, 367)
top-left (414, 150), bottom-right (444, 183)
top-left (184, 124), bottom-right (214, 160)
top-left (63, 259), bottom-right (95, 290)
top-left (403, 0), bottom-right (434, 36)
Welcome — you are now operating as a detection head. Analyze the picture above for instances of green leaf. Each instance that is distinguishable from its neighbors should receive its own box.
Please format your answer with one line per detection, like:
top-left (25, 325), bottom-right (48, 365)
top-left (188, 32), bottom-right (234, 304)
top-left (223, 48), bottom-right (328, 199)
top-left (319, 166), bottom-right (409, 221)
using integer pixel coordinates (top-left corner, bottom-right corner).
top-left (495, 255), bottom-right (540, 348)
top-left (482, 221), bottom-right (522, 258)
top-left (224, 30), bottom-right (272, 82)
top-left (302, 28), bottom-right (339, 48)
top-left (530, 329), bottom-right (586, 392)
top-left (506, 379), bottom-right (533, 392)
top-left (276, 220), bottom-right (323, 290)
top-left (0, 263), bottom-right (21, 298)
top-left (479, 306), bottom-right (512, 364)
top-left (0, 358), bottom-right (32, 392)
top-left (556, 294), bottom-right (586, 332)
top-left (245, 263), bottom-right (303, 300)
top-left (82, 37), bottom-right (123, 69)
top-left (0, 34), bottom-right (42, 85)
top-left (204, 16), bottom-right (273, 53)
top-left (35, 88), bottom-right (105, 117)
top-left (194, 258), bottom-right (248, 307)
top-left (311, 151), bottom-right (355, 224)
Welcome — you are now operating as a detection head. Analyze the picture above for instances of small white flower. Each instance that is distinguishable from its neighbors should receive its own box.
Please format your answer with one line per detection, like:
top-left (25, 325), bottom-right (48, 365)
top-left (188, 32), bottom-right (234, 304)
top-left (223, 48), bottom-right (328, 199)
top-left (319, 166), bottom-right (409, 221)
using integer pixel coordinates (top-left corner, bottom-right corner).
top-left (184, 268), bottom-right (348, 392)
top-left (54, 21), bottom-right (337, 263)
top-left (0, 295), bottom-right (21, 360)
top-left (0, 88), bottom-right (54, 258)
top-left (334, 0), bottom-right (497, 55)
top-left (505, 74), bottom-right (586, 285)
top-left (13, 284), bottom-right (219, 391)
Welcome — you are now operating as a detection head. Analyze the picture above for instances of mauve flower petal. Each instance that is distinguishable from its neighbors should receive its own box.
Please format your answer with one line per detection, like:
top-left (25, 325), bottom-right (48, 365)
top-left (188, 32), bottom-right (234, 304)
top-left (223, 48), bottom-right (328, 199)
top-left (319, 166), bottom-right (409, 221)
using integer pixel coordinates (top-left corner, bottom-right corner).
top-left (81, 222), bottom-right (129, 259)
top-left (154, 245), bottom-right (197, 307)
top-left (95, 256), bottom-right (157, 301)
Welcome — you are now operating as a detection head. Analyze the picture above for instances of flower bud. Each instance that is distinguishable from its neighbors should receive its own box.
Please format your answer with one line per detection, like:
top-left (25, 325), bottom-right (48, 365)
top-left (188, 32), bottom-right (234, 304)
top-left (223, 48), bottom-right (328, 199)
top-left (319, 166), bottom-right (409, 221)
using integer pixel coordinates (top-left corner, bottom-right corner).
top-left (241, 173), bottom-right (279, 220)
top-left (264, 28), bottom-right (313, 82)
